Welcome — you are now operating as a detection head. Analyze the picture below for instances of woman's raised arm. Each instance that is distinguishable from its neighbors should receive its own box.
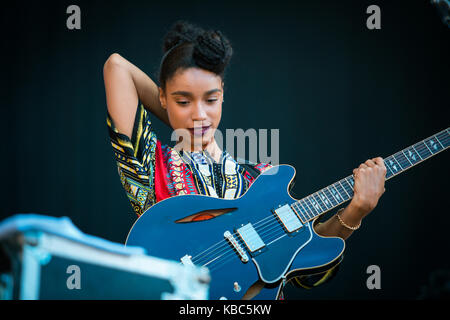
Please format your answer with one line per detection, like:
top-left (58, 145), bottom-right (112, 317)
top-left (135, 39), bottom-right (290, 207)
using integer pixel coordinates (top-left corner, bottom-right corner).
top-left (103, 53), bottom-right (170, 139)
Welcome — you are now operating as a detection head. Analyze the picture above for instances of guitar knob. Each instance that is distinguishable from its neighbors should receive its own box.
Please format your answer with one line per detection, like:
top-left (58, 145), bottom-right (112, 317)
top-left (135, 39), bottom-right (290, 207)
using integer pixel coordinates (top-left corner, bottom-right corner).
top-left (233, 282), bottom-right (241, 292)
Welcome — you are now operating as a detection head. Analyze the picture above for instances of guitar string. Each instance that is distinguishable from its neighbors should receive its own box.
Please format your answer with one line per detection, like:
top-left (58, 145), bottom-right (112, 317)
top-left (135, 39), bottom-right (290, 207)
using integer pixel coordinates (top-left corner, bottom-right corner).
top-left (190, 214), bottom-right (276, 262)
top-left (195, 209), bottom-right (317, 267)
top-left (191, 204), bottom-right (316, 266)
top-left (193, 199), bottom-right (333, 267)
top-left (191, 174), bottom-right (361, 265)
top-left (193, 217), bottom-right (282, 265)
top-left (204, 137), bottom-right (450, 271)
top-left (191, 214), bottom-right (286, 265)
top-left (199, 168), bottom-right (443, 269)
top-left (197, 152), bottom-right (409, 267)
top-left (191, 136), bottom-right (449, 269)
top-left (190, 189), bottom-right (324, 263)
top-left (199, 151), bottom-right (398, 265)
top-left (206, 223), bottom-right (290, 272)
top-left (190, 174), bottom-right (357, 264)
top-left (199, 159), bottom-right (446, 270)
top-left (192, 133), bottom-right (449, 263)
top-left (191, 200), bottom-right (322, 265)
top-left (206, 226), bottom-right (298, 273)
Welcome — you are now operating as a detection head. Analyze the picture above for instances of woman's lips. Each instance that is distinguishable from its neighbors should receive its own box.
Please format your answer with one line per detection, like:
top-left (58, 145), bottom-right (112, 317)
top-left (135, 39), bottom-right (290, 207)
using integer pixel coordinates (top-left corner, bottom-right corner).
top-left (188, 126), bottom-right (211, 136)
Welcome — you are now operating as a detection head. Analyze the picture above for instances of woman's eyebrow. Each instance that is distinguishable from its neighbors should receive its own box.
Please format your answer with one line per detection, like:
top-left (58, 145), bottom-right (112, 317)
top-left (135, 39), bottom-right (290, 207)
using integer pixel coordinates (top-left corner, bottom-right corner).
top-left (171, 89), bottom-right (222, 97)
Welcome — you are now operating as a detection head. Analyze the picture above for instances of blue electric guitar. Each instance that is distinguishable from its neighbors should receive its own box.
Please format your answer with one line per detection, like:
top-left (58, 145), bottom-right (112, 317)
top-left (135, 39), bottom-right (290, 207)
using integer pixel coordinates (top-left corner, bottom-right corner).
top-left (126, 128), bottom-right (449, 300)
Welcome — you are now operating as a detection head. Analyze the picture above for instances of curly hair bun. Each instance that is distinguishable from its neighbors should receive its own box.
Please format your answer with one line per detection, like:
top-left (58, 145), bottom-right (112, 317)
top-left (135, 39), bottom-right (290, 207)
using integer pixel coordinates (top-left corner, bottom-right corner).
top-left (194, 29), bottom-right (233, 74)
top-left (162, 20), bottom-right (233, 75)
top-left (162, 20), bottom-right (202, 53)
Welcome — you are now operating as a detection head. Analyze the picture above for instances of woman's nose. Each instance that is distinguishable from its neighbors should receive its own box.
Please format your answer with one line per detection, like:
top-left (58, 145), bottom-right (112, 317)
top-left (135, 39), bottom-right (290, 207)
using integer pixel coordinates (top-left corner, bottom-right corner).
top-left (191, 103), bottom-right (207, 121)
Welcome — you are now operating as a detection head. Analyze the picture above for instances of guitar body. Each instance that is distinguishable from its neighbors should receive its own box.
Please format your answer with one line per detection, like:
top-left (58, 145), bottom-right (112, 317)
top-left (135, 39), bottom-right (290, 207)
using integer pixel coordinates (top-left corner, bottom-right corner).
top-left (126, 165), bottom-right (345, 300)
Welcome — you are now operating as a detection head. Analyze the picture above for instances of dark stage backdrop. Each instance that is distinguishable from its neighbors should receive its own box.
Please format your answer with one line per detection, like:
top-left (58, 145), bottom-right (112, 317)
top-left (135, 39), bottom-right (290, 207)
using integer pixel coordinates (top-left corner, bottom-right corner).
top-left (1, 0), bottom-right (449, 299)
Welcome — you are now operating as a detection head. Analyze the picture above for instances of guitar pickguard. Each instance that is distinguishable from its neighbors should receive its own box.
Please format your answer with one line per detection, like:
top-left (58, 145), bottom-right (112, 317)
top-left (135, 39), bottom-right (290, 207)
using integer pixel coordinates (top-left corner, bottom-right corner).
top-left (252, 221), bottom-right (313, 283)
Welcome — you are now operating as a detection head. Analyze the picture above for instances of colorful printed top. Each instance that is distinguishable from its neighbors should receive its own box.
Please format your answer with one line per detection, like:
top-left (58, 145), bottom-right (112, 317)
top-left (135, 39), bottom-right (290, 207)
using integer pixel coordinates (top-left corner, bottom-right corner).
top-left (106, 100), bottom-right (273, 217)
top-left (106, 100), bottom-right (341, 294)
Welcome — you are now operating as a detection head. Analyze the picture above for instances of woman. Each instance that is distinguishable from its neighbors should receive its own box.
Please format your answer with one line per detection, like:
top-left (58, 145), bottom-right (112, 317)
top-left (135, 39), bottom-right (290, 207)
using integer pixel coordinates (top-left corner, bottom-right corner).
top-left (103, 20), bottom-right (386, 297)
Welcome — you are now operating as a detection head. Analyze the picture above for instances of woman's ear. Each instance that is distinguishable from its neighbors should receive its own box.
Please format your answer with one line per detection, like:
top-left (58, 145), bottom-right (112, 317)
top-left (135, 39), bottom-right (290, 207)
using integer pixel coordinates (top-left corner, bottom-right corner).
top-left (159, 87), bottom-right (167, 109)
top-left (221, 81), bottom-right (225, 101)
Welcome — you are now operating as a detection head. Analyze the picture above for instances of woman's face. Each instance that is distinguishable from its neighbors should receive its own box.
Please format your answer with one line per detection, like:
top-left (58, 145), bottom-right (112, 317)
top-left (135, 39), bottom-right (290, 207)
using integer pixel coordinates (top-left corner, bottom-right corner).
top-left (159, 67), bottom-right (224, 151)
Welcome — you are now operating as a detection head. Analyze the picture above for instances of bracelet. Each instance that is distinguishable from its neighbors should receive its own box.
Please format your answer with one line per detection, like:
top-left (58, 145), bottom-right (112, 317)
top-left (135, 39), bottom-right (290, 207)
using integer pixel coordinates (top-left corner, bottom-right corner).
top-left (335, 208), bottom-right (361, 231)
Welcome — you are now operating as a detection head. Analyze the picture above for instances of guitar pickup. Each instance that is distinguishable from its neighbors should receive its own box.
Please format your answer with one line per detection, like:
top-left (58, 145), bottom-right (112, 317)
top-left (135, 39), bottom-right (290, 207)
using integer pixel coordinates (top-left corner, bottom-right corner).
top-left (273, 204), bottom-right (303, 233)
top-left (236, 223), bottom-right (265, 253)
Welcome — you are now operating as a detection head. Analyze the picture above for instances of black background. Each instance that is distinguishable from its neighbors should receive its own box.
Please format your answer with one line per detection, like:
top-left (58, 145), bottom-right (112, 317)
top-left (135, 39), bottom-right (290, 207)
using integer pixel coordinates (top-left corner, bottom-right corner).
top-left (1, 0), bottom-right (449, 299)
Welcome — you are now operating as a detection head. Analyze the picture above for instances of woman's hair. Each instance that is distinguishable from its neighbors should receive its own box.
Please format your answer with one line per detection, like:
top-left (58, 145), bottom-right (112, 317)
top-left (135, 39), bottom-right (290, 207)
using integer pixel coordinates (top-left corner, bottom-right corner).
top-left (158, 20), bottom-right (233, 92)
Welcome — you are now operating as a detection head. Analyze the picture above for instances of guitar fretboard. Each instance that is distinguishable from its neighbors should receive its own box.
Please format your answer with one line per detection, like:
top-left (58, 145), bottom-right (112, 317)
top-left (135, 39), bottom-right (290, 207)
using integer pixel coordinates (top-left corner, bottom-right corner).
top-left (291, 128), bottom-right (450, 223)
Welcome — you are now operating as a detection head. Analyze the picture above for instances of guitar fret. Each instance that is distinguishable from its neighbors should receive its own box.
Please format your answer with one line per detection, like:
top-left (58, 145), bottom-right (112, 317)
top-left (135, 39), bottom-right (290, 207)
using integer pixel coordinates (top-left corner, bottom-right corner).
top-left (324, 187), bottom-right (339, 207)
top-left (333, 182), bottom-right (349, 202)
top-left (338, 181), bottom-right (351, 198)
top-left (304, 197), bottom-right (319, 216)
top-left (315, 191), bottom-right (328, 211)
top-left (401, 150), bottom-right (413, 166)
top-left (292, 203), bottom-right (307, 223)
top-left (345, 177), bottom-right (354, 190)
top-left (319, 190), bottom-right (332, 209)
top-left (329, 185), bottom-right (344, 203)
top-left (395, 151), bottom-right (411, 170)
top-left (299, 199), bottom-right (314, 220)
top-left (386, 157), bottom-right (401, 176)
top-left (436, 130), bottom-right (450, 148)
top-left (416, 142), bottom-right (432, 159)
top-left (297, 201), bottom-right (310, 221)
top-left (341, 179), bottom-right (354, 197)
top-left (308, 195), bottom-right (322, 215)
top-left (318, 191), bottom-right (330, 209)
top-left (409, 146), bottom-right (422, 162)
top-left (426, 136), bottom-right (444, 153)
top-left (434, 135), bottom-right (445, 149)
top-left (392, 154), bottom-right (404, 170)
top-left (423, 140), bottom-right (434, 154)
top-left (313, 193), bottom-right (327, 211)
top-left (384, 159), bottom-right (395, 178)
top-left (412, 145), bottom-right (423, 160)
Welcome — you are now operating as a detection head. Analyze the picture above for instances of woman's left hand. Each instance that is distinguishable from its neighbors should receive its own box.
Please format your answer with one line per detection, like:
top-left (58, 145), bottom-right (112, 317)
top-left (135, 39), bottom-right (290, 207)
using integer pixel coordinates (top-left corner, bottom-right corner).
top-left (349, 157), bottom-right (387, 219)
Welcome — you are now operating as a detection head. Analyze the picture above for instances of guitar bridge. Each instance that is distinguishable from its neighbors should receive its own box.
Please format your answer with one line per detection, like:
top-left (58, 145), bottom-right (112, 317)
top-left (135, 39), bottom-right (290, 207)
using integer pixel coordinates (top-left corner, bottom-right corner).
top-left (224, 231), bottom-right (249, 263)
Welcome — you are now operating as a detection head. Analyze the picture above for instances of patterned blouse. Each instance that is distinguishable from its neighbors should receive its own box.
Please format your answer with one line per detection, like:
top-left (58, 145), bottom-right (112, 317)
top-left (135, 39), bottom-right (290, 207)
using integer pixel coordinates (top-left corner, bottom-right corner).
top-left (106, 100), bottom-right (341, 296)
top-left (106, 100), bottom-right (272, 217)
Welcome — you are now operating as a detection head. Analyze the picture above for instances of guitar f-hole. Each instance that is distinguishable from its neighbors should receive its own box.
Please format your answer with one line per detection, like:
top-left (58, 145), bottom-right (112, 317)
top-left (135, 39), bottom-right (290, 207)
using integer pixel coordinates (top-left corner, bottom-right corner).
top-left (175, 208), bottom-right (238, 223)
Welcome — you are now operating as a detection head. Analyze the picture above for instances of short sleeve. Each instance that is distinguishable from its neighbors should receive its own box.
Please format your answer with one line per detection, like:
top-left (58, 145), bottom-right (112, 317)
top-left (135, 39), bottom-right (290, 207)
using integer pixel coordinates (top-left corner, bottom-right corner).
top-left (106, 100), bottom-right (158, 216)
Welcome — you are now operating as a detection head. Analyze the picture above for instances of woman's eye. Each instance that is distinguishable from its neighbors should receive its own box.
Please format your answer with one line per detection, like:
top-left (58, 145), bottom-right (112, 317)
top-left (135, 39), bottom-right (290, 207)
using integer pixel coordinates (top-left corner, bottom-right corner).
top-left (177, 100), bottom-right (217, 105)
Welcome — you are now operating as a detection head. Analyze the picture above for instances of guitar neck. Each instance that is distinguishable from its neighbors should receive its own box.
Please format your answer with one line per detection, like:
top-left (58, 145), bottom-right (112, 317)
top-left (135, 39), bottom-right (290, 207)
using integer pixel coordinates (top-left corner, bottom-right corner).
top-left (291, 128), bottom-right (450, 222)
